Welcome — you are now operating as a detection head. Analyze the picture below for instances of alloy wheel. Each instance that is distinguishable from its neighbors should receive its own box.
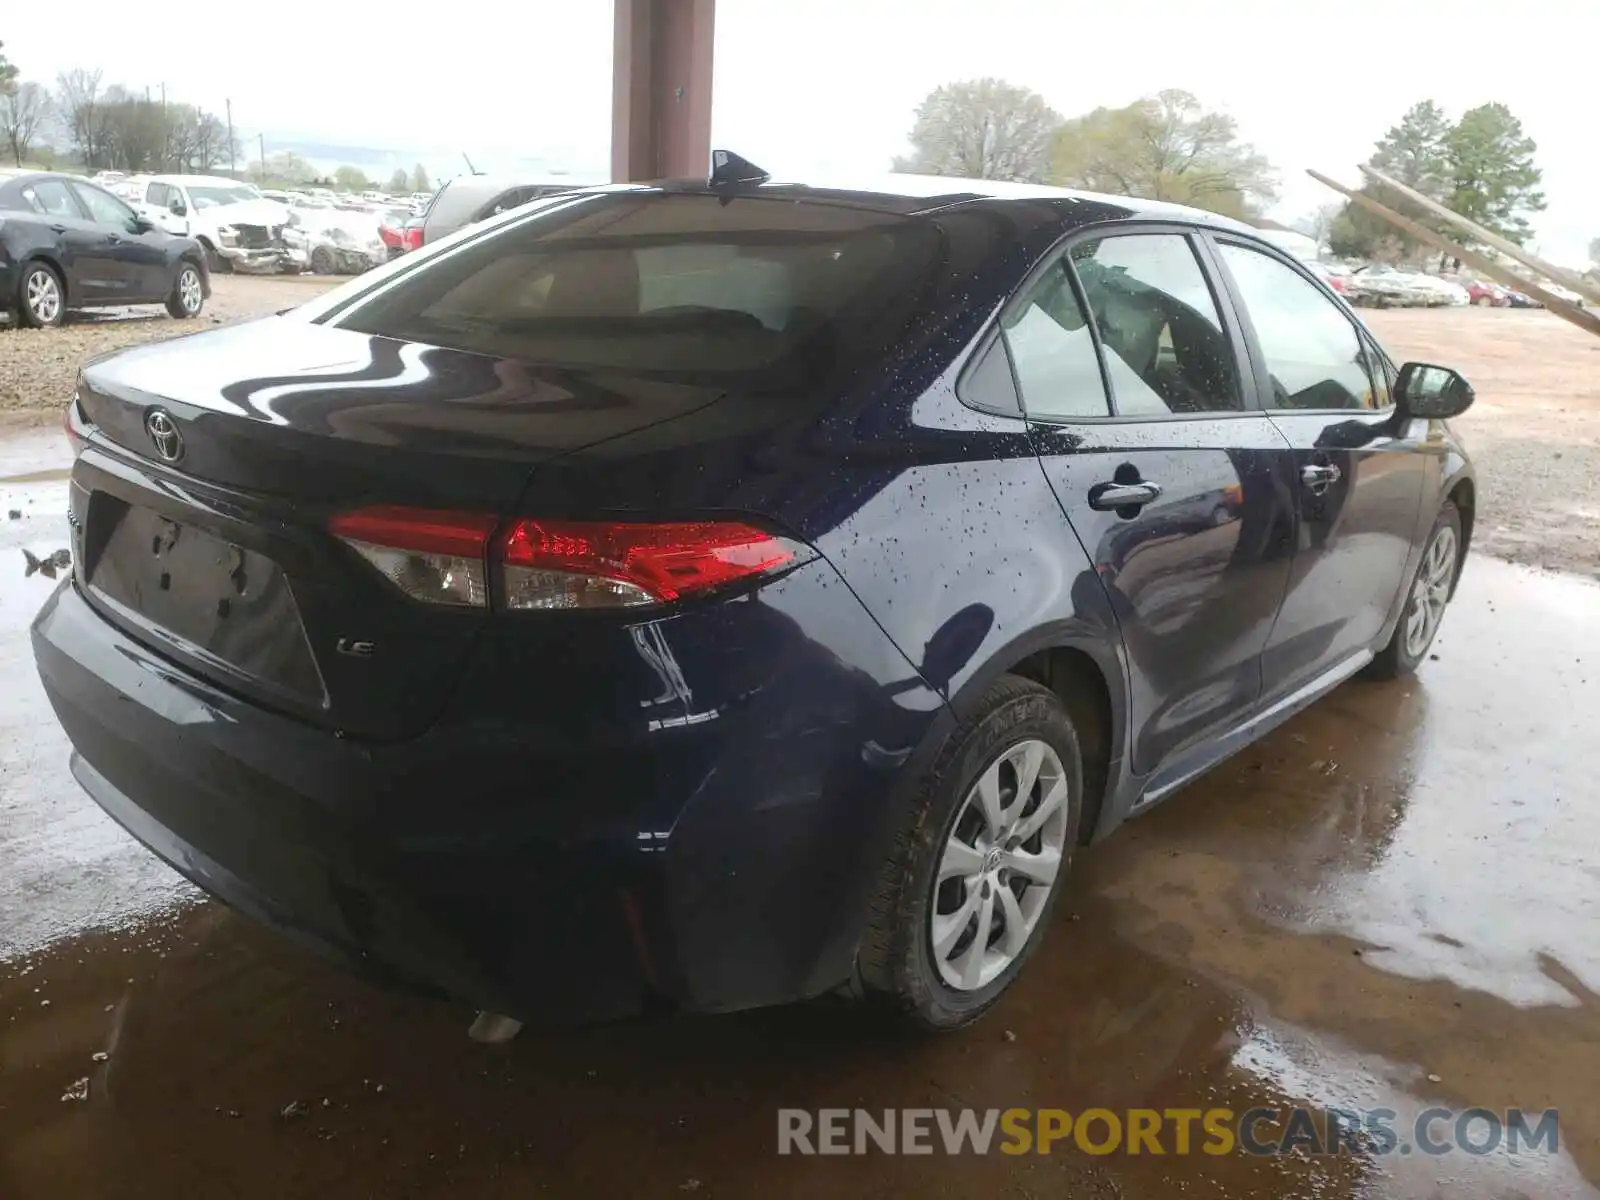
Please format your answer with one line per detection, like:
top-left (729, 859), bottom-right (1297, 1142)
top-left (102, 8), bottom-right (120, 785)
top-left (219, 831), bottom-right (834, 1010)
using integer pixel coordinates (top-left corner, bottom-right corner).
top-left (178, 267), bottom-right (203, 315)
top-left (930, 738), bottom-right (1070, 991)
top-left (1403, 524), bottom-right (1457, 659)
top-left (26, 269), bottom-right (61, 324)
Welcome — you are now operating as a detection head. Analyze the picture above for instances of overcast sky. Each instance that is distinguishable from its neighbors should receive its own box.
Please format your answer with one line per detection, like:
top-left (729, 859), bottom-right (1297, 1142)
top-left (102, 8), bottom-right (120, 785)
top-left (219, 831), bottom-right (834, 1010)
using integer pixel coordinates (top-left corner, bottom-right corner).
top-left (6, 0), bottom-right (1594, 263)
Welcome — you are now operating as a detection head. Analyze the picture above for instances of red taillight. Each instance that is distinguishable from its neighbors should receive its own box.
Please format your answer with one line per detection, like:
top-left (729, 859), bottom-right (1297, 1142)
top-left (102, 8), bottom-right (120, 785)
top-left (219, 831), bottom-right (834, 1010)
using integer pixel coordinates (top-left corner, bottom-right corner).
top-left (330, 508), bottom-right (803, 611)
top-left (377, 225), bottom-right (402, 248)
top-left (401, 226), bottom-right (424, 251)
top-left (498, 519), bottom-right (799, 610)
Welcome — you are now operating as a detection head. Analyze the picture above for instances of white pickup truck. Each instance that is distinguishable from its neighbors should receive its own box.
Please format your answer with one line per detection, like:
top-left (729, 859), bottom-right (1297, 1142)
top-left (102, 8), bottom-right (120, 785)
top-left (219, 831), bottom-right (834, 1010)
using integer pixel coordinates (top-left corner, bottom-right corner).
top-left (131, 174), bottom-right (306, 274)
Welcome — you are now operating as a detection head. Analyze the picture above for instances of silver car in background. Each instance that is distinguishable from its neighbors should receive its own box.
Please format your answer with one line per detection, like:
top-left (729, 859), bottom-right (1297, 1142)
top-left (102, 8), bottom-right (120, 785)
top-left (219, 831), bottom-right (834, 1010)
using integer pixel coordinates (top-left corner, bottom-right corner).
top-left (416, 174), bottom-right (596, 246)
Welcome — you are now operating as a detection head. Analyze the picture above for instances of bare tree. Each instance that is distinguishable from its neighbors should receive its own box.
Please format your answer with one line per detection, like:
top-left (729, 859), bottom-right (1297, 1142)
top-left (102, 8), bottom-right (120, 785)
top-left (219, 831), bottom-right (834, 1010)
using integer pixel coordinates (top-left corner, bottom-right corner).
top-left (192, 112), bottom-right (233, 172)
top-left (56, 67), bottom-right (109, 167)
top-left (0, 81), bottom-right (51, 166)
top-left (894, 78), bottom-right (1062, 182)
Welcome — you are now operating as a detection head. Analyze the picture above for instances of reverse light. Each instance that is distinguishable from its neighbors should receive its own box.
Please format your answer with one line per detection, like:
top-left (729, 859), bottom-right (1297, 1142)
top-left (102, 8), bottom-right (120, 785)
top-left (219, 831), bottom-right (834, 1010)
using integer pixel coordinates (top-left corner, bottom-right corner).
top-left (498, 519), bottom-right (802, 611)
top-left (329, 507), bottom-right (496, 607)
top-left (328, 508), bottom-right (806, 611)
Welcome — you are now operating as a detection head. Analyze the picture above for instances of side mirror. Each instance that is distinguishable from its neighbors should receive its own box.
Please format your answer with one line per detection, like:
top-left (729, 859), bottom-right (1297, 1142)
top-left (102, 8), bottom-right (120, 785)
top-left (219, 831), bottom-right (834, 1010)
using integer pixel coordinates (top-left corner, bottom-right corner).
top-left (169, 199), bottom-right (187, 217)
top-left (131, 215), bottom-right (155, 234)
top-left (1395, 361), bottom-right (1475, 421)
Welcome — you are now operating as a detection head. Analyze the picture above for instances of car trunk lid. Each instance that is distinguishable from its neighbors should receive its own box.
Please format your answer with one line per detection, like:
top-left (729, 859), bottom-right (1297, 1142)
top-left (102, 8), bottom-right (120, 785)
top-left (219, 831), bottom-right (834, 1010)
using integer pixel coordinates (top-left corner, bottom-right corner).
top-left (71, 318), bottom-right (724, 740)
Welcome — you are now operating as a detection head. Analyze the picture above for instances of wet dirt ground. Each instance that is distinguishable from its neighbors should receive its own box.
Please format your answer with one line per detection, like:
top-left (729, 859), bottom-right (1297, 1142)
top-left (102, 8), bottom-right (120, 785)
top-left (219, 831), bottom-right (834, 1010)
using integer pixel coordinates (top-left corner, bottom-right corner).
top-left (3, 457), bottom-right (1599, 1198)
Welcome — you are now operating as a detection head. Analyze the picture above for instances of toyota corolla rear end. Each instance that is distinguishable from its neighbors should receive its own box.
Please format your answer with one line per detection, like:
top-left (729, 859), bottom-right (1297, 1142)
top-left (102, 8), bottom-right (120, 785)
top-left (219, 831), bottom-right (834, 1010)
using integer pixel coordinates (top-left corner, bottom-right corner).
top-left (31, 185), bottom-right (962, 1021)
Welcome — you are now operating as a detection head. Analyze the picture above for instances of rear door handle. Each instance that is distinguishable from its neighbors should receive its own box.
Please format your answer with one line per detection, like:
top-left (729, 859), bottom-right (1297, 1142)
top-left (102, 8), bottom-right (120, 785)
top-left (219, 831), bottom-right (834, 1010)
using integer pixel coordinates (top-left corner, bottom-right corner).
top-left (1301, 463), bottom-right (1342, 491)
top-left (50, 223), bottom-right (68, 234)
top-left (1088, 481), bottom-right (1163, 512)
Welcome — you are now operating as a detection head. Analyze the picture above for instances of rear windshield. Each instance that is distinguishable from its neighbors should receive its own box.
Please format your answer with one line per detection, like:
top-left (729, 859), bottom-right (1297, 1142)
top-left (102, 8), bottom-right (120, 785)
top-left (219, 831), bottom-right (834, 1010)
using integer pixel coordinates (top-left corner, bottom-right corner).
top-left (322, 192), bottom-right (941, 381)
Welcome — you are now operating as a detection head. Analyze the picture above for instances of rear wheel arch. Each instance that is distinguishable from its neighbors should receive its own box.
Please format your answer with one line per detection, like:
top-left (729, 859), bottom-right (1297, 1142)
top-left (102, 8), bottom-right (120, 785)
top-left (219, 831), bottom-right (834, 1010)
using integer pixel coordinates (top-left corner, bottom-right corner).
top-left (1006, 646), bottom-right (1114, 845)
top-left (949, 629), bottom-right (1124, 845)
top-left (21, 252), bottom-right (69, 306)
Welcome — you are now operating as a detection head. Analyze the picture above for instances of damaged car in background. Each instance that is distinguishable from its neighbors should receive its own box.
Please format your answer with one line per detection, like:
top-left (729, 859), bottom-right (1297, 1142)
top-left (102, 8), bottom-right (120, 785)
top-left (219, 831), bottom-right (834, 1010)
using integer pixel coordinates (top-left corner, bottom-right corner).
top-left (285, 208), bottom-right (388, 275)
top-left (131, 174), bottom-right (307, 275)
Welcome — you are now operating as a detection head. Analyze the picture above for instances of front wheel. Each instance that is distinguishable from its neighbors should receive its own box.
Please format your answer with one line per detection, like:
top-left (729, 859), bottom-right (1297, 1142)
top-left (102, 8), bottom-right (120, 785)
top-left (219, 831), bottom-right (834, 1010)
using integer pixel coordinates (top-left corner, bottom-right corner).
top-left (859, 675), bottom-right (1082, 1030)
top-left (165, 262), bottom-right (205, 319)
top-left (1367, 501), bottom-right (1462, 679)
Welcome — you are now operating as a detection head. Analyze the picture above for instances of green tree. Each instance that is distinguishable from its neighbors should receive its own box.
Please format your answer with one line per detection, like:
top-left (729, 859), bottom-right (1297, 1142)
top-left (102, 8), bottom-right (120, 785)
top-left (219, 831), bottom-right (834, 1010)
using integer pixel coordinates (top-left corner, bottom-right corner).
top-left (1049, 89), bottom-right (1276, 219)
top-left (1371, 100), bottom-right (1453, 194)
top-left (387, 167), bottom-right (410, 193)
top-left (333, 164), bottom-right (371, 191)
top-left (894, 78), bottom-right (1061, 182)
top-left (1443, 103), bottom-right (1545, 245)
top-left (0, 41), bottom-right (19, 96)
top-left (1328, 100), bottom-right (1453, 261)
top-left (410, 163), bottom-right (431, 193)
top-left (1329, 100), bottom-right (1544, 264)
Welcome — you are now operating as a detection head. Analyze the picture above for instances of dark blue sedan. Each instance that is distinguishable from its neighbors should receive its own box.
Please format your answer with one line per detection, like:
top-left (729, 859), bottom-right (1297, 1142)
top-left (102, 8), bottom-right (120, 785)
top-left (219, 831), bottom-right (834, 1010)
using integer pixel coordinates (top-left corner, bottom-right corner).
top-left (32, 163), bottom-right (1475, 1030)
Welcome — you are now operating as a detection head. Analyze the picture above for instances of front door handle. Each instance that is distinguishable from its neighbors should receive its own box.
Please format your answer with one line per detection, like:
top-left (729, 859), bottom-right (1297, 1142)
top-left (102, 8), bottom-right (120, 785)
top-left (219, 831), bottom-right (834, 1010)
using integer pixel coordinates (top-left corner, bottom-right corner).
top-left (1301, 463), bottom-right (1342, 492)
top-left (1088, 481), bottom-right (1163, 512)
top-left (50, 223), bottom-right (68, 234)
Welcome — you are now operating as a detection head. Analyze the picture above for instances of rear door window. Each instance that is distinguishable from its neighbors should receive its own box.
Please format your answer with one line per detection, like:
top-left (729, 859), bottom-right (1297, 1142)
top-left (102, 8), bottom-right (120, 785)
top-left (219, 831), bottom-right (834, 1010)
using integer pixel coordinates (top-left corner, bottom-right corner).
top-left (1069, 233), bottom-right (1242, 416)
top-left (20, 179), bottom-right (83, 218)
top-left (1001, 259), bottom-right (1109, 420)
top-left (147, 182), bottom-right (171, 206)
top-left (328, 193), bottom-right (939, 381)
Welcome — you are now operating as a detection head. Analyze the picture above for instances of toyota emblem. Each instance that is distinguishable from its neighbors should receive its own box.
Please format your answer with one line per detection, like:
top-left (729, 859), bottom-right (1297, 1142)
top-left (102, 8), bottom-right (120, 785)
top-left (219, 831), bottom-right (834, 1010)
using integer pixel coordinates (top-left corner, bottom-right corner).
top-left (145, 409), bottom-right (184, 462)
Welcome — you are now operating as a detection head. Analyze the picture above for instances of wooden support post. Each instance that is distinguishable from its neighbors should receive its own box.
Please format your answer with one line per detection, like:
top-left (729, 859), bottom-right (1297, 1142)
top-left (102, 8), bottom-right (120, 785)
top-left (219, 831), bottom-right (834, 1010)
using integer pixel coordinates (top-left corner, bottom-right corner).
top-left (1359, 166), bottom-right (1600, 309)
top-left (611, 0), bottom-right (716, 183)
top-left (1308, 170), bottom-right (1600, 341)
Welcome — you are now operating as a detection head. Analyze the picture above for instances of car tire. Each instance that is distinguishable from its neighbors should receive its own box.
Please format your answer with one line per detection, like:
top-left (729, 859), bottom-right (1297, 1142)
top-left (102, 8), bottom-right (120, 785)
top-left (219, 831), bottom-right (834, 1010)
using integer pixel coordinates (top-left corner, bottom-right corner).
top-left (16, 261), bottom-right (66, 328)
top-left (310, 246), bottom-right (336, 275)
top-left (1366, 501), bottom-right (1462, 680)
top-left (165, 262), bottom-right (205, 320)
top-left (859, 674), bottom-right (1083, 1031)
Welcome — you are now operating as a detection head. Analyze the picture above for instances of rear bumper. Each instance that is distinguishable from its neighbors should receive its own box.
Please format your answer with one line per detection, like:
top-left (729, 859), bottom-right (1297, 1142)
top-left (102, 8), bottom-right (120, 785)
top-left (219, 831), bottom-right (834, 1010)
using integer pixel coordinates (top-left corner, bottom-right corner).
top-left (33, 563), bottom-right (944, 1020)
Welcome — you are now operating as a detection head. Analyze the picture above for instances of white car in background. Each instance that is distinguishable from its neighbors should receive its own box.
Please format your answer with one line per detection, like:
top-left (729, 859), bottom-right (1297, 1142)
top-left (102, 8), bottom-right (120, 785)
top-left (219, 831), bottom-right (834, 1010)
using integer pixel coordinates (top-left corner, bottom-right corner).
top-left (284, 206), bottom-right (388, 275)
top-left (132, 174), bottom-right (306, 274)
top-left (1349, 264), bottom-right (1464, 307)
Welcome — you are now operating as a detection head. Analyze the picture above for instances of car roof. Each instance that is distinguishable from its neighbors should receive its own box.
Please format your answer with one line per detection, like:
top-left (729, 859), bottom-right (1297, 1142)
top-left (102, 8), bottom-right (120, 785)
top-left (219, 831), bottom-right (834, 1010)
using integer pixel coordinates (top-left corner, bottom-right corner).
top-left (549, 171), bottom-right (1260, 237)
top-left (0, 169), bottom-right (102, 186)
top-left (145, 174), bottom-right (253, 187)
top-left (443, 174), bottom-right (599, 194)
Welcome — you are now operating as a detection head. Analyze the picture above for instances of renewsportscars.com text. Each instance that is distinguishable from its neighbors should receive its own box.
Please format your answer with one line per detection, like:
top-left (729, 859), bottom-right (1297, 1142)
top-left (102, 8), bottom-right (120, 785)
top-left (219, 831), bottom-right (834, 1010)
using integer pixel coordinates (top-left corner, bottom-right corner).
top-left (777, 1107), bottom-right (1559, 1157)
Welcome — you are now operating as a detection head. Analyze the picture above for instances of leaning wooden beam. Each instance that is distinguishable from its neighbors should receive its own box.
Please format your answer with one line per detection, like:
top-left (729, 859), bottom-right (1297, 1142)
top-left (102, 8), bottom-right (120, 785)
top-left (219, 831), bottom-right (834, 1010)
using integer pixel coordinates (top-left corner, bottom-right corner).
top-left (1360, 165), bottom-right (1600, 309)
top-left (1308, 169), bottom-right (1600, 340)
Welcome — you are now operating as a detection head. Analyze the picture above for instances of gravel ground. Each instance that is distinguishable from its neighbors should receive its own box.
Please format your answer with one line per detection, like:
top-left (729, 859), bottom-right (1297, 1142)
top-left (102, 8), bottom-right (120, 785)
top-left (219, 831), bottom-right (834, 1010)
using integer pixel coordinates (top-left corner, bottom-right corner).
top-left (1366, 307), bottom-right (1600, 578)
top-left (0, 276), bottom-right (339, 426)
top-left (2, 288), bottom-right (1596, 575)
